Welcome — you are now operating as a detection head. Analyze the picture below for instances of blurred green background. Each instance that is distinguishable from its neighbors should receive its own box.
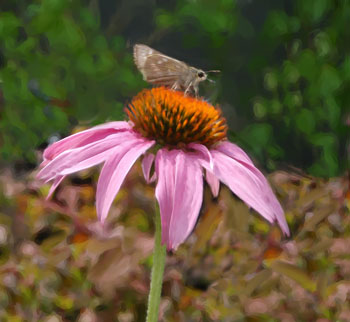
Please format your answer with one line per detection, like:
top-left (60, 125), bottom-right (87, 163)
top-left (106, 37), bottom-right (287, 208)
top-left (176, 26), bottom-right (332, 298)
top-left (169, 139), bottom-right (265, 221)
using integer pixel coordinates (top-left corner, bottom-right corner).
top-left (1, 0), bottom-right (349, 177)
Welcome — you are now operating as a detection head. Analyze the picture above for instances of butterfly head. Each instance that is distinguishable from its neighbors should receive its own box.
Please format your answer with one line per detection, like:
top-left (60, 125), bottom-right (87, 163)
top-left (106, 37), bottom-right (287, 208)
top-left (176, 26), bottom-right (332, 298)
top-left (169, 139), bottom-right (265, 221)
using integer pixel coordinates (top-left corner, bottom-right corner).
top-left (196, 70), bottom-right (207, 81)
top-left (195, 69), bottom-right (220, 85)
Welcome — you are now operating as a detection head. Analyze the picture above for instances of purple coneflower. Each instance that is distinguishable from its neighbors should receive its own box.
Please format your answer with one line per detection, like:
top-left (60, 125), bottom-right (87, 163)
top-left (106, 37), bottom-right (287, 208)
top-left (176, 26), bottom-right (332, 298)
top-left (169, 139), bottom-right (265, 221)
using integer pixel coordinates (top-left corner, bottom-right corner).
top-left (37, 87), bottom-right (289, 250)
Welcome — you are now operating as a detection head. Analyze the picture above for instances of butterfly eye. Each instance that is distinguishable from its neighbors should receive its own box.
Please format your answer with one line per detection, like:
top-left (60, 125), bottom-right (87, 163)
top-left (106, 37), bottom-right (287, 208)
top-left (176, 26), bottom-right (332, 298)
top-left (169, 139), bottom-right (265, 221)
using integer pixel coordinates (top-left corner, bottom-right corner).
top-left (197, 72), bottom-right (205, 78)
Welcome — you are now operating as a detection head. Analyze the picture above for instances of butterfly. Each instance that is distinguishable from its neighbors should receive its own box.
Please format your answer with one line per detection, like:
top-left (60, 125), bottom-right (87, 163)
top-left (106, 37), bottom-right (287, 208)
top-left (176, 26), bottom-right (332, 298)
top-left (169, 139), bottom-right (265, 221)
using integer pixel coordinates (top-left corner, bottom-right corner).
top-left (133, 44), bottom-right (219, 97)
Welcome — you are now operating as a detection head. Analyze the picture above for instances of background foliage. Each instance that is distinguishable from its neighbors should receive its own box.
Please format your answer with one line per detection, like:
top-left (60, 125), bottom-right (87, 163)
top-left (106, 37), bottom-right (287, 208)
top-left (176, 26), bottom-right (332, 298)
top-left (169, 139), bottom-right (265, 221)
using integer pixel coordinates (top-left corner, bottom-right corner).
top-left (0, 0), bottom-right (348, 176)
top-left (0, 164), bottom-right (349, 321)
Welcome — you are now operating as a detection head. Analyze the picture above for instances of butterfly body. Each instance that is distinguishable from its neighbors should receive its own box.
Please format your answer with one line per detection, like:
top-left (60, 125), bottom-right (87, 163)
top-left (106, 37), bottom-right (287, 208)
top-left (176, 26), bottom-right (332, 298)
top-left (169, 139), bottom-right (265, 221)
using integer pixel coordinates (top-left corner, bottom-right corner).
top-left (133, 44), bottom-right (212, 97)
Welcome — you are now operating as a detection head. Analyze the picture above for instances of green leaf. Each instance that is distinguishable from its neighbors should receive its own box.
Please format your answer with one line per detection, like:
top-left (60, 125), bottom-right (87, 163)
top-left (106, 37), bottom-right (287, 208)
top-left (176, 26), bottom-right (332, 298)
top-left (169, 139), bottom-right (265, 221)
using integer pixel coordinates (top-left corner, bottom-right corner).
top-left (298, 0), bottom-right (331, 23)
top-left (243, 269), bottom-right (273, 296)
top-left (0, 12), bottom-right (21, 38)
top-left (309, 132), bottom-right (336, 147)
top-left (314, 32), bottom-right (331, 57)
top-left (265, 11), bottom-right (289, 37)
top-left (318, 65), bottom-right (341, 95)
top-left (296, 50), bottom-right (317, 81)
top-left (267, 260), bottom-right (317, 292)
top-left (242, 123), bottom-right (273, 148)
top-left (282, 61), bottom-right (300, 84)
top-left (253, 98), bottom-right (267, 118)
top-left (295, 109), bottom-right (315, 135)
top-left (264, 71), bottom-right (278, 91)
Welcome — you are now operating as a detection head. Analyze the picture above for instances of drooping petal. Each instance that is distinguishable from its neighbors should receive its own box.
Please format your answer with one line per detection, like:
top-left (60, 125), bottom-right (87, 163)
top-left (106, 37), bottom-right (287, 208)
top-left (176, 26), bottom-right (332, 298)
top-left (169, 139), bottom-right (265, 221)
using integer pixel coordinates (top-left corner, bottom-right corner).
top-left (43, 121), bottom-right (131, 161)
top-left (38, 131), bottom-right (139, 182)
top-left (142, 153), bottom-right (156, 183)
top-left (215, 143), bottom-right (289, 235)
top-left (215, 141), bottom-right (255, 166)
top-left (155, 149), bottom-right (204, 250)
top-left (154, 149), bottom-right (175, 247)
top-left (47, 175), bottom-right (65, 199)
top-left (188, 143), bottom-right (214, 170)
top-left (207, 150), bottom-right (289, 235)
top-left (206, 170), bottom-right (220, 198)
top-left (96, 139), bottom-right (155, 223)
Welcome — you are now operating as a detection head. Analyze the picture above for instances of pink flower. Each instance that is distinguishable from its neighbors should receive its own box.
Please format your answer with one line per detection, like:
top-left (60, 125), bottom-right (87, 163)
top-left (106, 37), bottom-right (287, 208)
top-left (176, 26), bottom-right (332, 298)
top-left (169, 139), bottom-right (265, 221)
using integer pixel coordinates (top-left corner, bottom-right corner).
top-left (37, 87), bottom-right (289, 250)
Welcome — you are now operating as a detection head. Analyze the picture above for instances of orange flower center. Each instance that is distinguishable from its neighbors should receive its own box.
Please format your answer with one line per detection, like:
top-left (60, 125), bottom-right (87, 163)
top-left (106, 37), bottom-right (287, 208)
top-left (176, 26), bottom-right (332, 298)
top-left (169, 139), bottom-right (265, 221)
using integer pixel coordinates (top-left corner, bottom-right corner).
top-left (125, 87), bottom-right (227, 148)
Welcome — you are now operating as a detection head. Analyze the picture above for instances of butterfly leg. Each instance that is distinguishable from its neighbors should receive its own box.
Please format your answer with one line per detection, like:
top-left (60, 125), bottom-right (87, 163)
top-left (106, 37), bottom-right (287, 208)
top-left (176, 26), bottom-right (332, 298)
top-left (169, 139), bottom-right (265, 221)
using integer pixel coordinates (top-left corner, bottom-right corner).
top-left (171, 82), bottom-right (180, 91)
top-left (184, 82), bottom-right (193, 96)
top-left (193, 84), bottom-right (199, 98)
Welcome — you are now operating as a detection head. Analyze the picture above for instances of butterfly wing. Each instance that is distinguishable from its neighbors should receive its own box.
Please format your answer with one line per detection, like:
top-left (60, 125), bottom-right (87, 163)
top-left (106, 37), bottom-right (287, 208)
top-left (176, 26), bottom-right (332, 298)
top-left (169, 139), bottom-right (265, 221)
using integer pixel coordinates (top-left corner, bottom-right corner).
top-left (133, 44), bottom-right (189, 87)
top-left (133, 44), bottom-right (158, 72)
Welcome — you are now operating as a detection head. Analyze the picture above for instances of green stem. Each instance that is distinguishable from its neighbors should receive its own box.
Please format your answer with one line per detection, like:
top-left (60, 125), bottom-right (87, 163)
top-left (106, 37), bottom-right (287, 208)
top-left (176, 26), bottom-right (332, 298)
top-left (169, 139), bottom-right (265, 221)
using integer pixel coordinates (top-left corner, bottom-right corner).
top-left (146, 202), bottom-right (167, 322)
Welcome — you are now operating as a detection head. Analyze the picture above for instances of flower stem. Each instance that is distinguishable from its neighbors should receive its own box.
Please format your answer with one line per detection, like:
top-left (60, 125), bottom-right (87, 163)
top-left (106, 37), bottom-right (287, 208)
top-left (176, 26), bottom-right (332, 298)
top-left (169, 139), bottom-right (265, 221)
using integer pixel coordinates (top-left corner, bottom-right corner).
top-left (146, 202), bottom-right (167, 322)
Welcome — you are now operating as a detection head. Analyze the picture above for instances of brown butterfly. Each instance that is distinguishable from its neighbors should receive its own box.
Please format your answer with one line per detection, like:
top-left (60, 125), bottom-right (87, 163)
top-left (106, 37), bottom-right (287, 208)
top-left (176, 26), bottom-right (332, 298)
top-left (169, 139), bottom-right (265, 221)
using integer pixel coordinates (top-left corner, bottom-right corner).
top-left (133, 44), bottom-right (219, 97)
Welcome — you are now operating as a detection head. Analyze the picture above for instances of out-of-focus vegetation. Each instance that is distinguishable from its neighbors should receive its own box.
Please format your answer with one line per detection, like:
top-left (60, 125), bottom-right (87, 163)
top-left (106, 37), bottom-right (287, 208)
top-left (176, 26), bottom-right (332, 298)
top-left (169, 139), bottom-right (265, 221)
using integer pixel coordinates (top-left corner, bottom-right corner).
top-left (0, 0), bottom-right (349, 176)
top-left (0, 164), bottom-right (349, 321)
top-left (0, 0), bottom-right (349, 321)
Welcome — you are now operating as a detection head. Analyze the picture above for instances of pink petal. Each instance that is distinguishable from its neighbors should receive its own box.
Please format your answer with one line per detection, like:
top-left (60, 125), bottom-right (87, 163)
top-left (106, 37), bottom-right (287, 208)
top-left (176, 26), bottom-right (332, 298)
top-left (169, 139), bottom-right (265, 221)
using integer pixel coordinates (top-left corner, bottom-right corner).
top-left (154, 150), bottom-right (175, 247)
top-left (215, 141), bottom-right (255, 166)
top-left (92, 121), bottom-right (131, 131)
top-left (47, 175), bottom-right (65, 199)
top-left (96, 139), bottom-right (155, 223)
top-left (43, 121), bottom-right (131, 161)
top-left (142, 153), bottom-right (156, 183)
top-left (38, 131), bottom-right (138, 182)
top-left (188, 143), bottom-right (214, 170)
top-left (208, 150), bottom-right (289, 235)
top-left (206, 170), bottom-right (220, 197)
top-left (215, 143), bottom-right (289, 235)
top-left (155, 149), bottom-right (204, 250)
